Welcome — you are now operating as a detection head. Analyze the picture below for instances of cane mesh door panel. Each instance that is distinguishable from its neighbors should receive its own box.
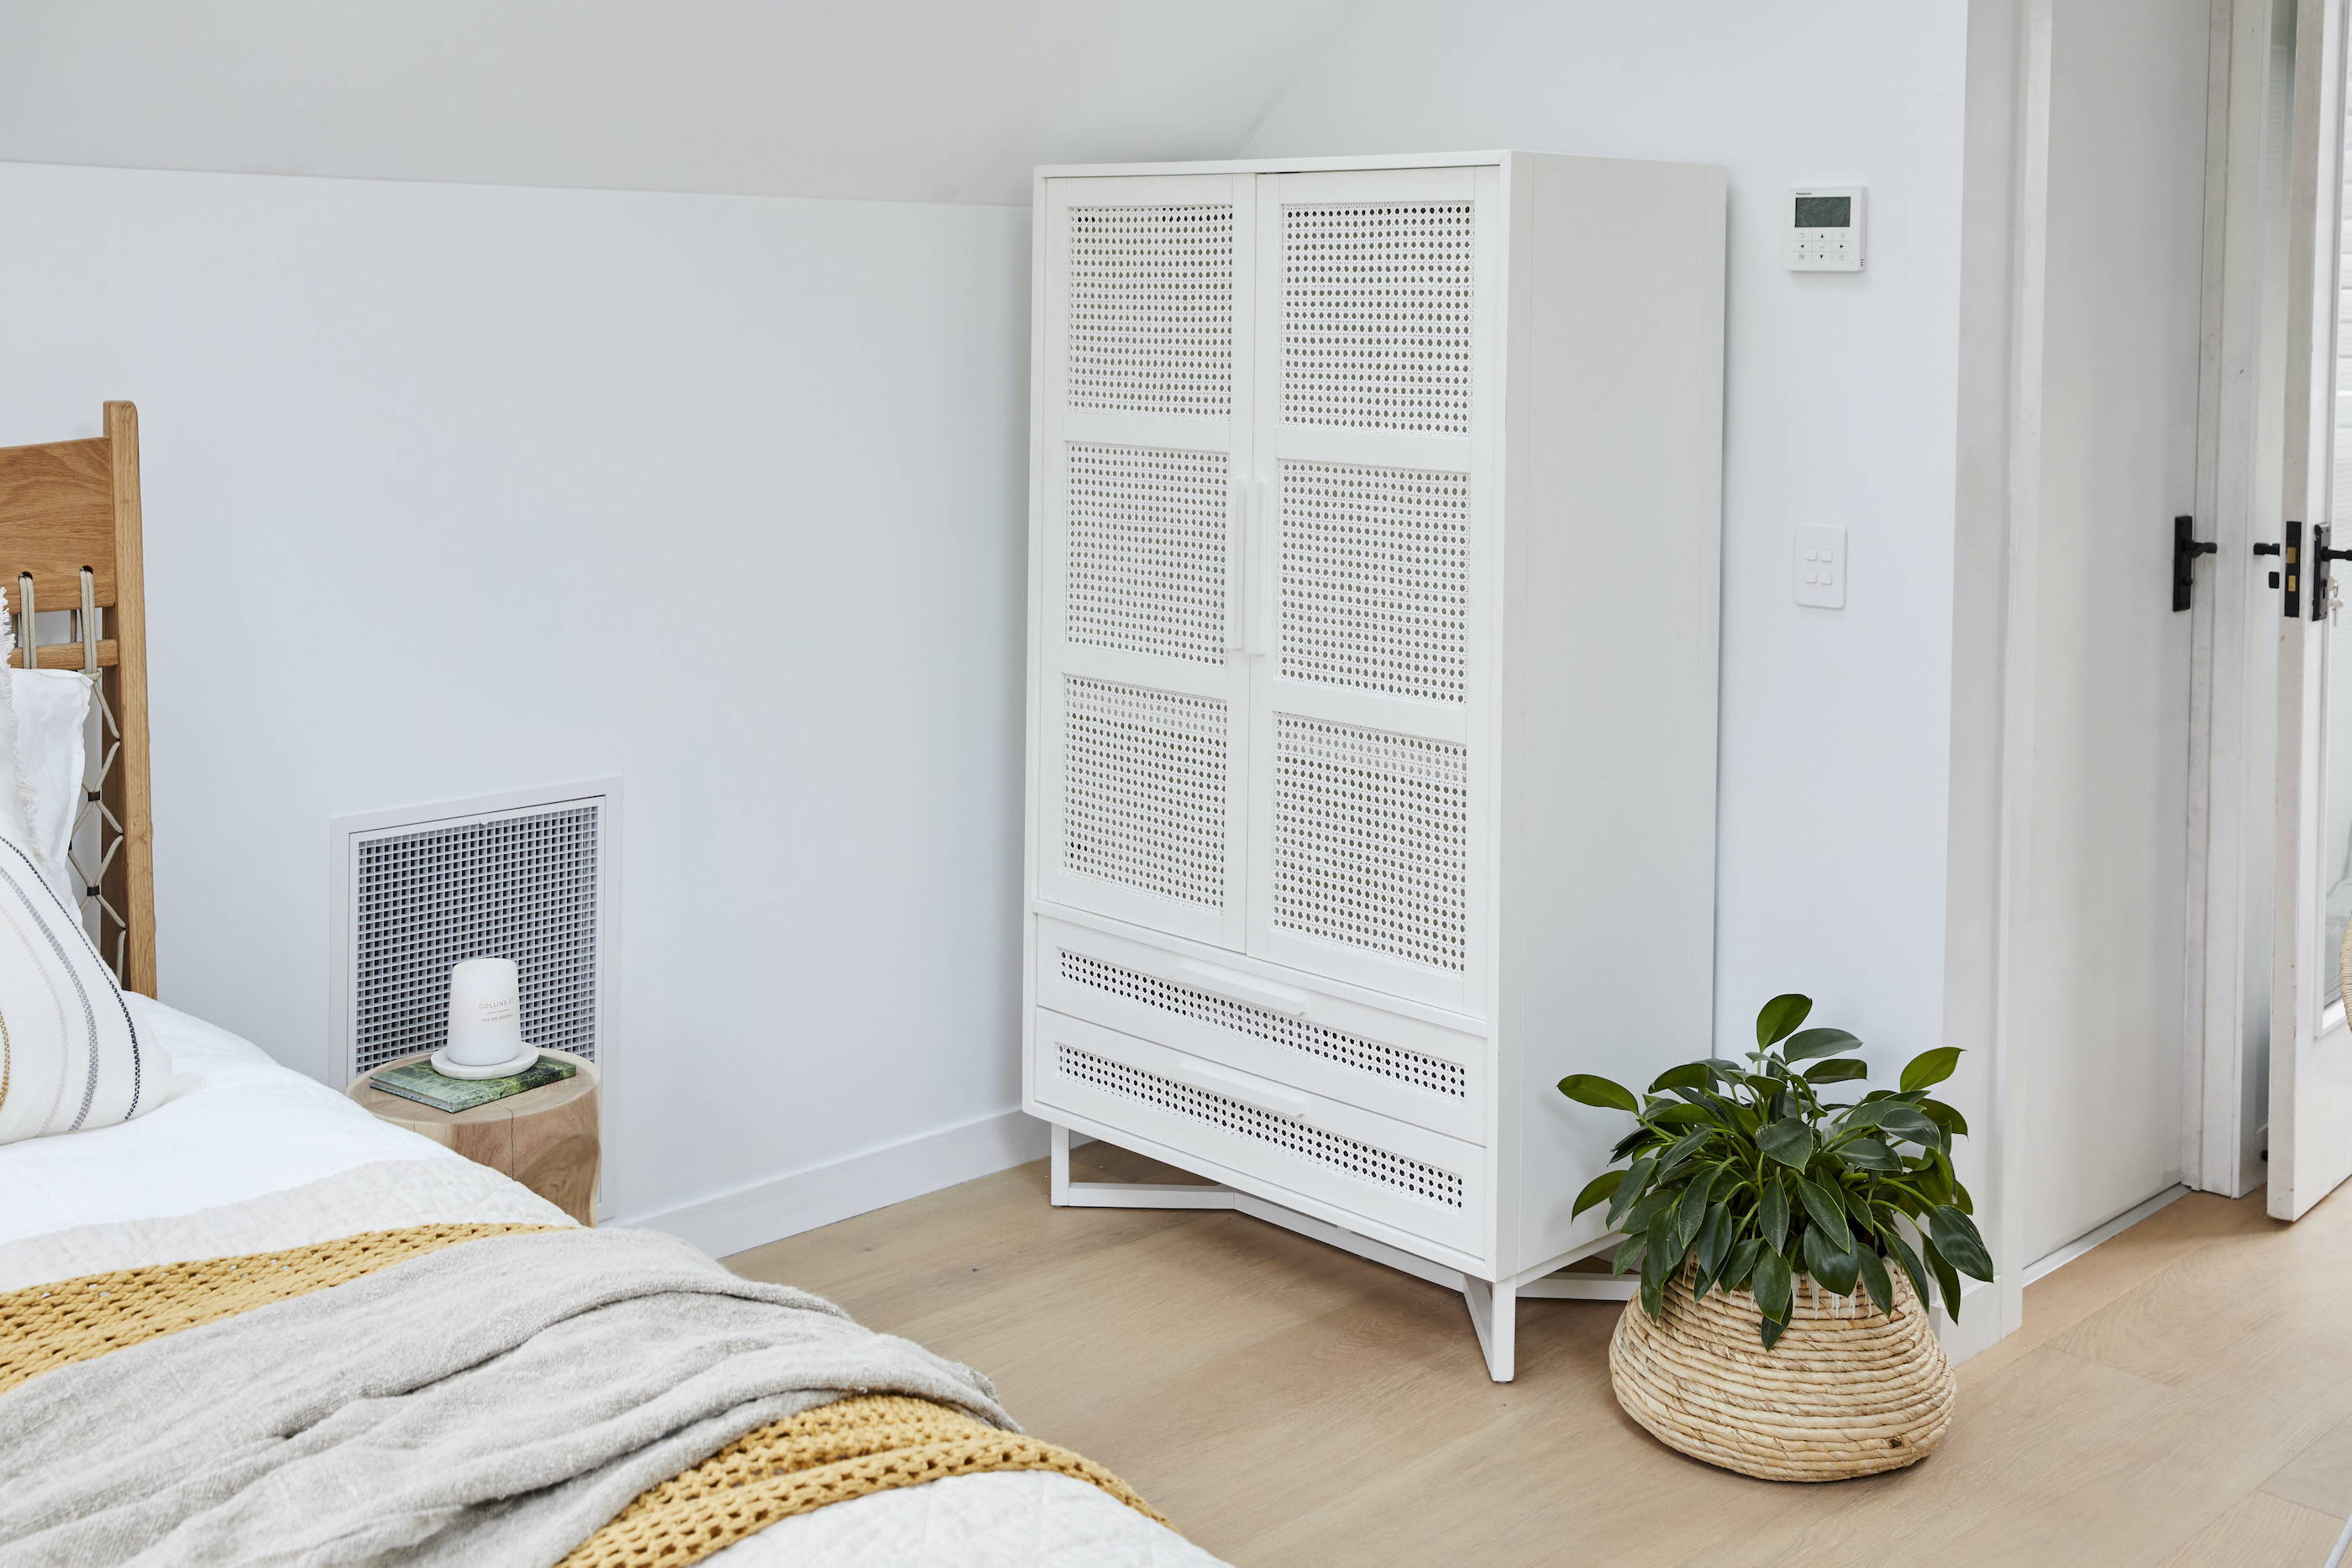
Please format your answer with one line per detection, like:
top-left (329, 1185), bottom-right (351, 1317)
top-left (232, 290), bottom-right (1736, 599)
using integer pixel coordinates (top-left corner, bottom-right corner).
top-left (1278, 460), bottom-right (1469, 704)
top-left (1067, 203), bottom-right (1235, 418)
top-left (1064, 443), bottom-right (1231, 665)
top-left (1058, 676), bottom-right (1229, 909)
top-left (1281, 201), bottom-right (1474, 436)
top-left (1271, 716), bottom-right (1469, 972)
top-left (1042, 176), bottom-right (1251, 947)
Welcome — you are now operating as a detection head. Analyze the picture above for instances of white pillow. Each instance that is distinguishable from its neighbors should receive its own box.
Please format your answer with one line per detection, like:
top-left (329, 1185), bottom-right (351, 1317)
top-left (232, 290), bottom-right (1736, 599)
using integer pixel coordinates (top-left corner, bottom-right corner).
top-left (0, 831), bottom-right (151, 1143)
top-left (10, 669), bottom-right (93, 910)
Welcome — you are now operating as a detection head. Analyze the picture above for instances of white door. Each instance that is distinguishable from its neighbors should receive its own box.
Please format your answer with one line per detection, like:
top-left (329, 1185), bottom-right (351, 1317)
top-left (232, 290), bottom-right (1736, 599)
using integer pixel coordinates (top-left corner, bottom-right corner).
top-left (1240, 165), bottom-right (1499, 1017)
top-left (1035, 174), bottom-right (1256, 950)
top-left (2268, 0), bottom-right (2352, 1219)
top-left (2010, 0), bottom-right (2210, 1263)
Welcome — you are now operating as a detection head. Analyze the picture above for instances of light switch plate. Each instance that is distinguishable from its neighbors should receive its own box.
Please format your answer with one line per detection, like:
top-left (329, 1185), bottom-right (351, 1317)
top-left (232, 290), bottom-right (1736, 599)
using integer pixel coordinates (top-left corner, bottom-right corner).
top-left (1795, 526), bottom-right (1846, 608)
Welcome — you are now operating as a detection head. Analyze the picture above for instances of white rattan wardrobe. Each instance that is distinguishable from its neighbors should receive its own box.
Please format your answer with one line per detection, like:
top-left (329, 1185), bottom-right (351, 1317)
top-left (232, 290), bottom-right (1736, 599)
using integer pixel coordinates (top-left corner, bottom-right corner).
top-left (1021, 151), bottom-right (1725, 1381)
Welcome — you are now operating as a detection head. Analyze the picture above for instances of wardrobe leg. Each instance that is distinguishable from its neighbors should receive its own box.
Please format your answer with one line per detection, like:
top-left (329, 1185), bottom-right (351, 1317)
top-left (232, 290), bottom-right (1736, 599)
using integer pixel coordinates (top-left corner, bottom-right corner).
top-left (1049, 1123), bottom-right (1073, 1205)
top-left (1464, 1275), bottom-right (1517, 1382)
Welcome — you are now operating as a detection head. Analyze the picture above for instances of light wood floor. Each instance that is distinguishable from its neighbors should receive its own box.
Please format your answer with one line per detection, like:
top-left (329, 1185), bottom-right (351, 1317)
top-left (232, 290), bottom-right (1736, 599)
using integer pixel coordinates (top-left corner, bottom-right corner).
top-left (727, 1142), bottom-right (2352, 1567)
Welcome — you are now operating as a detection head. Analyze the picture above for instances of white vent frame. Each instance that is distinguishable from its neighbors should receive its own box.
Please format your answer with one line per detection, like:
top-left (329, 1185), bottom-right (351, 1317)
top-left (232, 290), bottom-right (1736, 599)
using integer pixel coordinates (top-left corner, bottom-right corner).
top-left (328, 779), bottom-right (620, 1089)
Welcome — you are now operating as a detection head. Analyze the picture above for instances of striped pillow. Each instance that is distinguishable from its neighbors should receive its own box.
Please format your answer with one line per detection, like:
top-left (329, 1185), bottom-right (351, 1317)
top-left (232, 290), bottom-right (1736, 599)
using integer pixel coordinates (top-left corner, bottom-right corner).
top-left (0, 834), bottom-right (145, 1144)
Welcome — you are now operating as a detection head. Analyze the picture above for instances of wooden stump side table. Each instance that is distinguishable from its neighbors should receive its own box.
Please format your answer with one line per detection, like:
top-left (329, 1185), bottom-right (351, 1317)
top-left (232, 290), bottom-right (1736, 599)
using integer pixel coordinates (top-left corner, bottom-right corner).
top-left (346, 1049), bottom-right (600, 1225)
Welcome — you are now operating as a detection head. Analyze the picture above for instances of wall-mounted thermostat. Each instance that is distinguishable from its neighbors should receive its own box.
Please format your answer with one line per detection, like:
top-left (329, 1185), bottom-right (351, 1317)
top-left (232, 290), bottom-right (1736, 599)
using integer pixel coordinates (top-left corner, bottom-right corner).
top-left (1788, 186), bottom-right (1866, 271)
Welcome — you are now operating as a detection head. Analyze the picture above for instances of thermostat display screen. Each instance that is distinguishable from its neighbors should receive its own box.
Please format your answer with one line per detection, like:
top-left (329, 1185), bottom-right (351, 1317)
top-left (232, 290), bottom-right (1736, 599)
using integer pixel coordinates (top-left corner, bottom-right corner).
top-left (1794, 196), bottom-right (1851, 228)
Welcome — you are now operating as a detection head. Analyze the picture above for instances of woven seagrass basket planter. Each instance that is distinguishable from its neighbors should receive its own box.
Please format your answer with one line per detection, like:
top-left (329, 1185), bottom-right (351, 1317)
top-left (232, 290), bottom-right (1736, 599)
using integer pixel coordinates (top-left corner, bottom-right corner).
top-left (1609, 1264), bottom-right (1956, 1481)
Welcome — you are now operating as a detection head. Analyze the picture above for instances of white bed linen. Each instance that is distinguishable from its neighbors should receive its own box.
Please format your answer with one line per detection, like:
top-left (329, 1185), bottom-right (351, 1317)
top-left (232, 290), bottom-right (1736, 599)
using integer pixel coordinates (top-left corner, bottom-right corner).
top-left (0, 994), bottom-right (483, 1245)
top-left (0, 995), bottom-right (1227, 1567)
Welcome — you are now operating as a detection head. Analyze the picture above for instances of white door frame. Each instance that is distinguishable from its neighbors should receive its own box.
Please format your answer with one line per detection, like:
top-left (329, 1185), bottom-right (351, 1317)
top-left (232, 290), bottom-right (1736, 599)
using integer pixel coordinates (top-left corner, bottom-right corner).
top-left (1956, 0), bottom-right (2244, 1359)
top-left (2187, 0), bottom-right (2299, 1203)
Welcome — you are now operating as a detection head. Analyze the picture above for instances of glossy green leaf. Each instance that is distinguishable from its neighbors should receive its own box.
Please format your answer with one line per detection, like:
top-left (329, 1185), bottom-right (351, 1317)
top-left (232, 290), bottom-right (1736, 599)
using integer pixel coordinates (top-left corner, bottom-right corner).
top-left (1803, 1057), bottom-right (1869, 1083)
top-left (1647, 1102), bottom-right (1713, 1126)
top-left (1751, 1247), bottom-right (1793, 1324)
top-left (1856, 1248), bottom-right (1895, 1314)
top-left (1620, 1188), bottom-right (1676, 1235)
top-left (1655, 1128), bottom-right (1714, 1177)
top-left (1797, 1177), bottom-right (1851, 1244)
top-left (1780, 1027), bottom-right (1863, 1063)
top-left (1756, 1118), bottom-right (1814, 1168)
top-left (1648, 1062), bottom-right (1713, 1095)
top-left (1759, 1176), bottom-right (1791, 1251)
top-left (1605, 1153), bottom-right (1656, 1229)
top-left (1641, 1210), bottom-right (1676, 1318)
top-left (1694, 1199), bottom-right (1736, 1281)
top-left (1924, 1238), bottom-right (1964, 1319)
top-left (1874, 1105), bottom-right (1945, 1147)
top-left (1919, 1098), bottom-right (1970, 1139)
top-left (1557, 1073), bottom-right (1638, 1114)
top-left (1721, 1237), bottom-right (1764, 1293)
top-left (1838, 1136), bottom-right (1904, 1172)
top-left (1898, 1046), bottom-right (1963, 1093)
top-left (1881, 1228), bottom-right (1934, 1309)
top-left (1610, 1233), bottom-right (1647, 1277)
top-left (1927, 1205), bottom-right (1995, 1281)
top-left (1760, 1314), bottom-right (1789, 1350)
top-left (1803, 1225), bottom-right (1861, 1294)
top-left (1570, 1168), bottom-right (1624, 1219)
top-left (1756, 993), bottom-right (1814, 1048)
top-left (1666, 1167), bottom-right (1719, 1263)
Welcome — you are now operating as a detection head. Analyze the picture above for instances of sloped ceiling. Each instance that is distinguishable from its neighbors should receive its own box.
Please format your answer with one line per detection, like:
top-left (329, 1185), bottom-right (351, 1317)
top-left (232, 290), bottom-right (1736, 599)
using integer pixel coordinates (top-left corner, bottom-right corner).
top-left (0, 0), bottom-right (1360, 205)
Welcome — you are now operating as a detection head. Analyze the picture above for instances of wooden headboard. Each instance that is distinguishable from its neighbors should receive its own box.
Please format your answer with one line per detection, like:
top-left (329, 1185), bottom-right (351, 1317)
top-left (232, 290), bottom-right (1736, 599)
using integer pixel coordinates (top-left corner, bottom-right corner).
top-left (0, 402), bottom-right (155, 995)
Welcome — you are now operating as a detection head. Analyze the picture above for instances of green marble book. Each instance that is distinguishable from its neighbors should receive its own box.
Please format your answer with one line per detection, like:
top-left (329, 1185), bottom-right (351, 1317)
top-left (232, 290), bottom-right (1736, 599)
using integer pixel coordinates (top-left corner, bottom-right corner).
top-left (369, 1053), bottom-right (576, 1114)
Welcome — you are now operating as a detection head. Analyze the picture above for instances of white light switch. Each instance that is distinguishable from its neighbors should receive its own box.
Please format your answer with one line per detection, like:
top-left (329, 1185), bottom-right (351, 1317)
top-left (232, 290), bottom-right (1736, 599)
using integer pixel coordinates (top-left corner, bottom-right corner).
top-left (1795, 526), bottom-right (1846, 608)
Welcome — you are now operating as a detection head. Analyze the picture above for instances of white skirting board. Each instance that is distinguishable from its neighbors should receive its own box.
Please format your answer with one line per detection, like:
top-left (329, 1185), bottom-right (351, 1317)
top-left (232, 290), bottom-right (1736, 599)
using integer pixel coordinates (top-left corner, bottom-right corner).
top-left (615, 1108), bottom-right (1050, 1259)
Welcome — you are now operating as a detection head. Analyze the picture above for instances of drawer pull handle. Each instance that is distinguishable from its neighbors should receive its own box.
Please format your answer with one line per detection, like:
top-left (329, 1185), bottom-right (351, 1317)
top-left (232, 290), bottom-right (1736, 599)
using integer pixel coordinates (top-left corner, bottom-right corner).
top-left (1172, 1058), bottom-right (1313, 1121)
top-left (1174, 962), bottom-right (1312, 1017)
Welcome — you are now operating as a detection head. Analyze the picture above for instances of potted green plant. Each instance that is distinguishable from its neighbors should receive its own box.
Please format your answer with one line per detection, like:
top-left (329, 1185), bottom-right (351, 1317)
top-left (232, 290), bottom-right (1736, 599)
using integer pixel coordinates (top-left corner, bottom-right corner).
top-left (1555, 993), bottom-right (1995, 1481)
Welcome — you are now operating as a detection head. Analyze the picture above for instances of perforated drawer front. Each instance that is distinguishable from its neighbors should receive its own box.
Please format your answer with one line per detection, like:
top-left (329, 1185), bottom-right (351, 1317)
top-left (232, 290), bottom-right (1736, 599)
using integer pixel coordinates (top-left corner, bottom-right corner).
top-left (1034, 915), bottom-right (1485, 1143)
top-left (1068, 204), bottom-right (1235, 417)
top-left (1032, 1008), bottom-right (1484, 1257)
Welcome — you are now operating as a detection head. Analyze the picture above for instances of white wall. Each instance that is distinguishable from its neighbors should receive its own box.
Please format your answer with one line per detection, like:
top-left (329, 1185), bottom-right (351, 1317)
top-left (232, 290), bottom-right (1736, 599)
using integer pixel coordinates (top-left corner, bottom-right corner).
top-left (1243, 2), bottom-right (1974, 1083)
top-left (0, 0), bottom-right (1357, 206)
top-left (0, 160), bottom-right (1032, 1244)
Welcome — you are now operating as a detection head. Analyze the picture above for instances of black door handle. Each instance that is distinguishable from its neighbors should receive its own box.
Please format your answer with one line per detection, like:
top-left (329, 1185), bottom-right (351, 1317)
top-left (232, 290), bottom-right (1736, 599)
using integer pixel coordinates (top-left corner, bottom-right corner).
top-left (2174, 515), bottom-right (2217, 611)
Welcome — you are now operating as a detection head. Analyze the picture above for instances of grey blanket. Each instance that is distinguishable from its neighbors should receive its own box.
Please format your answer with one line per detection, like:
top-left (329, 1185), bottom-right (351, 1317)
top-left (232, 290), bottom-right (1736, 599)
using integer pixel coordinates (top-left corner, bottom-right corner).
top-left (0, 1227), bottom-right (1013, 1568)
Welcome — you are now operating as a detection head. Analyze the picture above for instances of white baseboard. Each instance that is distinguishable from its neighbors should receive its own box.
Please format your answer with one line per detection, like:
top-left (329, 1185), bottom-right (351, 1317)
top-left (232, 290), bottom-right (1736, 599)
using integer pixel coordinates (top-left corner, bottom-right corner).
top-left (1935, 1277), bottom-right (2006, 1362)
top-left (613, 1107), bottom-right (1051, 1259)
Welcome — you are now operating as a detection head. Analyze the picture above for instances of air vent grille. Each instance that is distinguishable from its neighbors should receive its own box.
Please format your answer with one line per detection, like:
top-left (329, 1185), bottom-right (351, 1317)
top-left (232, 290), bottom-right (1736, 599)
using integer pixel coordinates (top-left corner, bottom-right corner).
top-left (350, 801), bottom-right (603, 1074)
top-left (1057, 1042), bottom-right (1463, 1207)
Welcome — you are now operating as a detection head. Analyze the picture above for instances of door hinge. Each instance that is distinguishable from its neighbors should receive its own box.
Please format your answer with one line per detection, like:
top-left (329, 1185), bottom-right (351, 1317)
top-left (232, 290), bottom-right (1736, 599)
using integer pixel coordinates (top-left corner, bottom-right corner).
top-left (2313, 522), bottom-right (2352, 621)
top-left (2172, 515), bottom-right (2216, 611)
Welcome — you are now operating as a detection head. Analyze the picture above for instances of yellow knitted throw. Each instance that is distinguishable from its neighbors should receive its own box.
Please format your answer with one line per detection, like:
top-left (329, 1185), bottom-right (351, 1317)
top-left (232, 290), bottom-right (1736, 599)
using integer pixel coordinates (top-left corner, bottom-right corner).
top-left (0, 1225), bottom-right (1163, 1566)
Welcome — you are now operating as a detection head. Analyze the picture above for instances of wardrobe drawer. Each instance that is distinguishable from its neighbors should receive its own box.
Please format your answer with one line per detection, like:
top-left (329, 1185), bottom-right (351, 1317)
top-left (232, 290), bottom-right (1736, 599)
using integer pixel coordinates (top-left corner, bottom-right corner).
top-left (1032, 1008), bottom-right (1486, 1258)
top-left (1035, 916), bottom-right (1486, 1143)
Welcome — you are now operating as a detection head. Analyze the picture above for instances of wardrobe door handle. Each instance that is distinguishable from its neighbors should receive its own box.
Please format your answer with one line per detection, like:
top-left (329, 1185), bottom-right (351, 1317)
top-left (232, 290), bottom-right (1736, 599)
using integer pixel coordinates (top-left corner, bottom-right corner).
top-left (1172, 1057), bottom-right (1314, 1121)
top-left (1175, 961), bottom-right (1312, 1016)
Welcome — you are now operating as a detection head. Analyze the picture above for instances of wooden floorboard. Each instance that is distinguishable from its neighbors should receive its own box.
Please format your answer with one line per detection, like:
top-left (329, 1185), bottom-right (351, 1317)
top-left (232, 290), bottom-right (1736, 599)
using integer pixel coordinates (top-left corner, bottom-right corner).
top-left (726, 1147), bottom-right (2352, 1567)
